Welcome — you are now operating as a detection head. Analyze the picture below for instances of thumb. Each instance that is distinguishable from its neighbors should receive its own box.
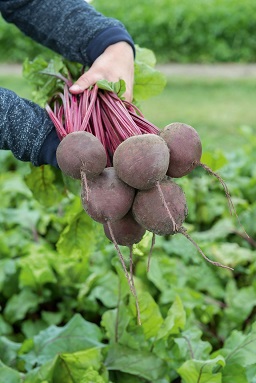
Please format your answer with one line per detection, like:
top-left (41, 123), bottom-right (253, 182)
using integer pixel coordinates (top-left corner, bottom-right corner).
top-left (69, 70), bottom-right (99, 94)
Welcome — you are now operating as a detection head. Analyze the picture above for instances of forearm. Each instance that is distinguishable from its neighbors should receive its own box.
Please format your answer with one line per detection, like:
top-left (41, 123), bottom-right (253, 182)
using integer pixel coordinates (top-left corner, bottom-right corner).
top-left (0, 87), bottom-right (59, 166)
top-left (0, 0), bottom-right (135, 65)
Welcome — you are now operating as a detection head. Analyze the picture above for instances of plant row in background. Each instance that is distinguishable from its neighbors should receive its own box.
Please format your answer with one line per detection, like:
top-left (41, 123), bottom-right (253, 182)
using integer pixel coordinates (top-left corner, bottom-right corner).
top-left (1, 0), bottom-right (256, 63)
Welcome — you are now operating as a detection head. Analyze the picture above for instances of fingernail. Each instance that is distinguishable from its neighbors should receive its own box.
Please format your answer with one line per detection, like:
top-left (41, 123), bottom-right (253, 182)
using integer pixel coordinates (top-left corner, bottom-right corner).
top-left (69, 84), bottom-right (83, 92)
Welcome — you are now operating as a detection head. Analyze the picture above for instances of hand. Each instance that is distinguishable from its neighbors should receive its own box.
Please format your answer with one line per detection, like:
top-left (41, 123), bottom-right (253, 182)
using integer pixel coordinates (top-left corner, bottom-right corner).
top-left (69, 42), bottom-right (134, 102)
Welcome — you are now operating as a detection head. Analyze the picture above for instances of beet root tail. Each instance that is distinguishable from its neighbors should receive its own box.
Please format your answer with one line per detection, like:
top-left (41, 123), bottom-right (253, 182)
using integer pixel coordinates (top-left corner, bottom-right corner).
top-left (179, 226), bottom-right (234, 271)
top-left (106, 221), bottom-right (141, 325)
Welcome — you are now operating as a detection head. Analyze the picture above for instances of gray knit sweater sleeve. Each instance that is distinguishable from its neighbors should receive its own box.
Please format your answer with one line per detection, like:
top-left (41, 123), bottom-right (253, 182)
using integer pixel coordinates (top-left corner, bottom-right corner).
top-left (0, 0), bottom-right (135, 166)
top-left (0, 0), bottom-right (135, 65)
top-left (0, 88), bottom-right (56, 166)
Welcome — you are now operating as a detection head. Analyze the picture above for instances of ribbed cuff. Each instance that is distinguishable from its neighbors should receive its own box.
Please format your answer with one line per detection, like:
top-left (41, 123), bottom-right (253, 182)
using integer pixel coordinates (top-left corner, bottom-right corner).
top-left (86, 26), bottom-right (135, 64)
top-left (38, 128), bottom-right (60, 168)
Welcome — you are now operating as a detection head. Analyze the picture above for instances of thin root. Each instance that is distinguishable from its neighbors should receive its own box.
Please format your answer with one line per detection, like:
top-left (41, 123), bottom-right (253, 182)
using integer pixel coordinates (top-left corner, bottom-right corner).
top-left (147, 233), bottom-right (156, 273)
top-left (199, 161), bottom-right (250, 239)
top-left (129, 246), bottom-right (141, 325)
top-left (179, 226), bottom-right (234, 271)
top-left (106, 222), bottom-right (141, 325)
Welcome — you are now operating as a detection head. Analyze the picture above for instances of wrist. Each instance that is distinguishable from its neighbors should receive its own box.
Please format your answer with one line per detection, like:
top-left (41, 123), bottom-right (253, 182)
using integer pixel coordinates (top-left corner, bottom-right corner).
top-left (86, 26), bottom-right (135, 64)
top-left (38, 128), bottom-right (60, 168)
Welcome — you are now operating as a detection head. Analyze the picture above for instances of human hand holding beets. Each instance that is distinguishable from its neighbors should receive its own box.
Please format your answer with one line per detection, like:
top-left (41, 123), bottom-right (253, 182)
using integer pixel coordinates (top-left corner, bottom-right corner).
top-left (69, 42), bottom-right (134, 102)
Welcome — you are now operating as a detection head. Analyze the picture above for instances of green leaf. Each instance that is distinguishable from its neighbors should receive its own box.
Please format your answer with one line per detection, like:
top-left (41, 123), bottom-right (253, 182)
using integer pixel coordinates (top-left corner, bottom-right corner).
top-left (135, 45), bottom-right (157, 67)
top-left (174, 327), bottom-right (213, 361)
top-left (20, 314), bottom-right (103, 370)
top-left (41, 311), bottom-right (63, 326)
top-left (134, 61), bottom-right (166, 101)
top-left (129, 291), bottom-right (163, 339)
top-left (112, 257), bottom-right (132, 299)
top-left (146, 253), bottom-right (204, 308)
top-left (160, 234), bottom-right (199, 263)
top-left (101, 303), bottom-right (131, 344)
top-left (1, 204), bottom-right (41, 231)
top-left (21, 320), bottom-right (48, 339)
top-left (96, 79), bottom-right (117, 92)
top-left (157, 295), bottom-right (186, 339)
top-left (133, 44), bottom-right (166, 101)
top-left (25, 165), bottom-right (62, 207)
top-left (147, 253), bottom-right (182, 293)
top-left (52, 348), bottom-right (105, 383)
top-left (192, 218), bottom-right (235, 242)
top-left (0, 362), bottom-right (22, 383)
top-left (201, 150), bottom-right (228, 171)
top-left (4, 289), bottom-right (39, 324)
top-left (246, 364), bottom-right (256, 383)
top-left (222, 364), bottom-right (248, 383)
top-left (0, 337), bottom-right (21, 368)
top-left (89, 271), bottom-right (119, 308)
top-left (0, 172), bottom-right (31, 199)
top-left (23, 356), bottom-right (57, 383)
top-left (18, 245), bottom-right (57, 289)
top-left (209, 242), bottom-right (256, 268)
top-left (132, 231), bottom-right (153, 257)
top-left (113, 79), bottom-right (126, 97)
top-left (101, 299), bottom-right (150, 351)
top-left (80, 367), bottom-right (106, 383)
top-left (23, 55), bottom-right (68, 106)
top-left (0, 259), bottom-right (17, 293)
top-left (216, 323), bottom-right (256, 367)
top-left (219, 281), bottom-right (256, 333)
top-left (96, 79), bottom-right (126, 98)
top-left (55, 212), bottom-right (104, 285)
top-left (57, 211), bottom-right (98, 258)
top-left (0, 315), bottom-right (12, 336)
top-left (39, 58), bottom-right (67, 79)
top-left (62, 173), bottom-right (81, 196)
top-left (24, 358), bottom-right (107, 383)
top-left (177, 356), bottom-right (225, 383)
top-left (105, 344), bottom-right (167, 381)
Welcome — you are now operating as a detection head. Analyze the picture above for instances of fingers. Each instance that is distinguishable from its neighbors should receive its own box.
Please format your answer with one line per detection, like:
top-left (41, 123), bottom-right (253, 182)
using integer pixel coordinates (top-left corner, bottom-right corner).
top-left (69, 41), bottom-right (135, 101)
top-left (69, 70), bottom-right (133, 102)
top-left (69, 71), bottom-right (98, 94)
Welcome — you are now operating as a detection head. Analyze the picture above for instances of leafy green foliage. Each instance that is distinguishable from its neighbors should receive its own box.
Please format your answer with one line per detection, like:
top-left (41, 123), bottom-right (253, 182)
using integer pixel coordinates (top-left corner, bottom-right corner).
top-left (1, 125), bottom-right (256, 381)
top-left (92, 0), bottom-right (256, 63)
top-left (22, 46), bottom-right (166, 107)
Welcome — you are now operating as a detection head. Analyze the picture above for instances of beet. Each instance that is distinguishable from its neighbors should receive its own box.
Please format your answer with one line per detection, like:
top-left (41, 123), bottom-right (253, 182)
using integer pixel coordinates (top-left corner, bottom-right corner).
top-left (81, 167), bottom-right (135, 224)
top-left (56, 131), bottom-right (107, 179)
top-left (132, 177), bottom-right (233, 271)
top-left (160, 122), bottom-right (249, 238)
top-left (160, 122), bottom-right (202, 178)
top-left (132, 177), bottom-right (188, 235)
top-left (113, 134), bottom-right (170, 190)
top-left (103, 211), bottom-right (146, 247)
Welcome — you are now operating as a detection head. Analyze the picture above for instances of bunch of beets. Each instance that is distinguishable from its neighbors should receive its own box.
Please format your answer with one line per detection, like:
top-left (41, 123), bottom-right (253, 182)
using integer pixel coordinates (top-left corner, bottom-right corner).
top-left (46, 82), bottom-right (240, 323)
